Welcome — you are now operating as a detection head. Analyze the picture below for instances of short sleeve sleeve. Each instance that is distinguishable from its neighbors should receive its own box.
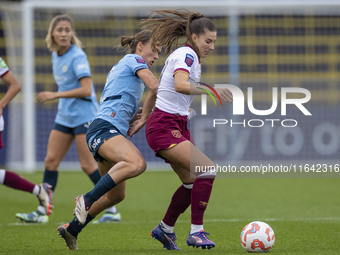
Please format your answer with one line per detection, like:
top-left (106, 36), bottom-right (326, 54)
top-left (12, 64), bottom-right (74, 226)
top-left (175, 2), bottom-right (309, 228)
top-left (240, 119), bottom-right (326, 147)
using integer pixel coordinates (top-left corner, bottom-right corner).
top-left (0, 57), bottom-right (10, 78)
top-left (72, 54), bottom-right (91, 79)
top-left (127, 55), bottom-right (149, 75)
top-left (173, 52), bottom-right (195, 76)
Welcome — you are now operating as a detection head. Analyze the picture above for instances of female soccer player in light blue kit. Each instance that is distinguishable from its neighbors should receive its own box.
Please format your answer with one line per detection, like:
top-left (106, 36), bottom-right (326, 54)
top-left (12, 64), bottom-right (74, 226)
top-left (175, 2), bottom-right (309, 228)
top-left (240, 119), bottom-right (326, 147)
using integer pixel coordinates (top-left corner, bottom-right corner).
top-left (16, 14), bottom-right (120, 224)
top-left (57, 30), bottom-right (161, 250)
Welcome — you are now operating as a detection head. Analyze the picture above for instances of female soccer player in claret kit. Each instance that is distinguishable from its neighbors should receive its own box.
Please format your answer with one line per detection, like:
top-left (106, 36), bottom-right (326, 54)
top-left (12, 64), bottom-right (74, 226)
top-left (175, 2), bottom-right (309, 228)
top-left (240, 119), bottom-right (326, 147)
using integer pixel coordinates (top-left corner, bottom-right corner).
top-left (57, 30), bottom-right (161, 250)
top-left (0, 57), bottom-right (52, 216)
top-left (16, 14), bottom-right (121, 224)
top-left (142, 9), bottom-right (232, 250)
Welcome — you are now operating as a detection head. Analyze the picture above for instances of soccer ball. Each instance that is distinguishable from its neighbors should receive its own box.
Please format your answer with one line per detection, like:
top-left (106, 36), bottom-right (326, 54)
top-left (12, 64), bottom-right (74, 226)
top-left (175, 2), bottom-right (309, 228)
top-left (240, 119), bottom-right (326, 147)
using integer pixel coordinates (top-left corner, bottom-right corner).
top-left (240, 221), bottom-right (275, 253)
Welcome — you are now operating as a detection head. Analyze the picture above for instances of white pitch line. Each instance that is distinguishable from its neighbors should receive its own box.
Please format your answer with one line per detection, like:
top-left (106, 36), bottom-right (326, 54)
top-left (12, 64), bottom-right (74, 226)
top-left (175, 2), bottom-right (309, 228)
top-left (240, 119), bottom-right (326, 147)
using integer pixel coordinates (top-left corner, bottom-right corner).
top-left (2, 217), bottom-right (340, 227)
top-left (203, 217), bottom-right (340, 223)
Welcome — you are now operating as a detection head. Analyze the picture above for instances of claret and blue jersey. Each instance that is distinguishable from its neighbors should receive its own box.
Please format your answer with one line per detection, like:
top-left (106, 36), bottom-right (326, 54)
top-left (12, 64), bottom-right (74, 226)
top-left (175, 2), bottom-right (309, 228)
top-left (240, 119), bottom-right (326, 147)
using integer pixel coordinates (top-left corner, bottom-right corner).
top-left (95, 54), bottom-right (149, 137)
top-left (52, 44), bottom-right (99, 128)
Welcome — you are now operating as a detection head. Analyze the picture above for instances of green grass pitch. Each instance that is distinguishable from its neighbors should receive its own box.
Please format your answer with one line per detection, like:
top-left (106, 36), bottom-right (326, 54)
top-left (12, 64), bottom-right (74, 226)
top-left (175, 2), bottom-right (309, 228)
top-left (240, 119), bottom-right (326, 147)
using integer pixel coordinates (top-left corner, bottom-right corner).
top-left (1, 170), bottom-right (340, 254)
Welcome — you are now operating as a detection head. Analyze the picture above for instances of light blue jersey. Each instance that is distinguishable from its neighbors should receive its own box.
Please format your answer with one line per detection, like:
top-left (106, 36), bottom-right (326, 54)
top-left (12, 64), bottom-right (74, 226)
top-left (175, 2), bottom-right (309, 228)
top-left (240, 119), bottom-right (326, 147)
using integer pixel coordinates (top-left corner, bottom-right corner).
top-left (52, 44), bottom-right (98, 127)
top-left (95, 54), bottom-right (148, 137)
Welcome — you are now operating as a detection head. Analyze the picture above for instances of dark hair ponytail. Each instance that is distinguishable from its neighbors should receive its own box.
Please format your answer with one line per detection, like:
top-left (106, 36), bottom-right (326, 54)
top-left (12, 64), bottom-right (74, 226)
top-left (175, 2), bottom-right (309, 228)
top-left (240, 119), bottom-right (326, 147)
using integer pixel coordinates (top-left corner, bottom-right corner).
top-left (118, 30), bottom-right (152, 53)
top-left (142, 9), bottom-right (215, 55)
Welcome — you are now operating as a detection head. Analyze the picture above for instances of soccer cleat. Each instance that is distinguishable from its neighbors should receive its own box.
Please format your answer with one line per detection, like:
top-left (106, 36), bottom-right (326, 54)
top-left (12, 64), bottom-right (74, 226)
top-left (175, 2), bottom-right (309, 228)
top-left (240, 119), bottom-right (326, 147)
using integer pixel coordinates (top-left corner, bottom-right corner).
top-left (15, 210), bottom-right (48, 224)
top-left (93, 212), bottom-right (122, 224)
top-left (73, 195), bottom-right (91, 225)
top-left (186, 230), bottom-right (215, 249)
top-left (57, 223), bottom-right (78, 250)
top-left (37, 183), bottom-right (53, 216)
top-left (150, 224), bottom-right (180, 250)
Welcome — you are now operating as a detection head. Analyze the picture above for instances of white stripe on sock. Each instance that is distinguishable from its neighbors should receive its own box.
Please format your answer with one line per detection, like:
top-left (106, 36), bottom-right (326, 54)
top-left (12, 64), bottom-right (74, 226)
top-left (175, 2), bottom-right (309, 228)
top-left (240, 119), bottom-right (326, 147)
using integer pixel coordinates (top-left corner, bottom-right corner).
top-left (190, 224), bottom-right (204, 234)
top-left (161, 221), bottom-right (174, 233)
top-left (32, 185), bottom-right (40, 196)
top-left (0, 169), bottom-right (5, 184)
top-left (183, 183), bottom-right (193, 189)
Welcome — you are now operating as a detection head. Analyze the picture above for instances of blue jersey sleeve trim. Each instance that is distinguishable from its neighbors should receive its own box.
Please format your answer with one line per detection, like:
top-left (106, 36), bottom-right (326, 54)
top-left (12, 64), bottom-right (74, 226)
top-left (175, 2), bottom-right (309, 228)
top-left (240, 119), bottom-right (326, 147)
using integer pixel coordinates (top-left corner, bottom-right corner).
top-left (79, 97), bottom-right (93, 102)
top-left (104, 95), bottom-right (122, 102)
top-left (134, 66), bottom-right (147, 75)
top-left (76, 74), bottom-right (91, 80)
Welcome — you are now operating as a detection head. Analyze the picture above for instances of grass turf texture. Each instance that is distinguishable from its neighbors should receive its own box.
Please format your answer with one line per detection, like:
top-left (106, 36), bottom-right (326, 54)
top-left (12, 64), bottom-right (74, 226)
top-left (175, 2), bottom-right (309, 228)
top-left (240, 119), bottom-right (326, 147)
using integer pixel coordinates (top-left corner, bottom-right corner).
top-left (0, 171), bottom-right (340, 254)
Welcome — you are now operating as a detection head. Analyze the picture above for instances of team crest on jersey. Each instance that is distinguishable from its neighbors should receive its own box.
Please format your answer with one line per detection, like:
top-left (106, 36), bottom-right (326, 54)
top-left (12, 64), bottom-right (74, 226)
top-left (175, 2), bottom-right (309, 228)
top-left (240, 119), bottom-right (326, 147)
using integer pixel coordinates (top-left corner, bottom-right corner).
top-left (184, 53), bottom-right (194, 67)
top-left (110, 112), bottom-right (116, 118)
top-left (62, 65), bottom-right (68, 72)
top-left (171, 130), bottom-right (182, 138)
top-left (135, 57), bottom-right (146, 64)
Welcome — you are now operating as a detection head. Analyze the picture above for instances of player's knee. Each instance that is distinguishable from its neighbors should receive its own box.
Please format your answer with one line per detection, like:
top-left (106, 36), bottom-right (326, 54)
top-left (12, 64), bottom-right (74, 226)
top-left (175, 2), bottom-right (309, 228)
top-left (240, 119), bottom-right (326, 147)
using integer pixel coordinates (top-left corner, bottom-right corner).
top-left (180, 176), bottom-right (196, 184)
top-left (134, 158), bottom-right (146, 176)
top-left (44, 156), bottom-right (59, 169)
top-left (115, 190), bottom-right (125, 203)
top-left (129, 158), bottom-right (146, 177)
top-left (80, 163), bottom-right (97, 174)
top-left (196, 165), bottom-right (217, 179)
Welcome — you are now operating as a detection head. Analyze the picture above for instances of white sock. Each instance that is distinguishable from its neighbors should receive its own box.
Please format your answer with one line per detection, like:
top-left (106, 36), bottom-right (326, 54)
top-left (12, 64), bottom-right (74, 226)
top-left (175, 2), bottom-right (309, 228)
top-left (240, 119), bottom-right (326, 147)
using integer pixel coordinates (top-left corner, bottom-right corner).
top-left (32, 185), bottom-right (40, 196)
top-left (190, 224), bottom-right (203, 234)
top-left (37, 205), bottom-right (46, 215)
top-left (160, 221), bottom-right (174, 233)
top-left (0, 169), bottom-right (5, 184)
top-left (183, 183), bottom-right (193, 189)
top-left (105, 205), bottom-right (118, 214)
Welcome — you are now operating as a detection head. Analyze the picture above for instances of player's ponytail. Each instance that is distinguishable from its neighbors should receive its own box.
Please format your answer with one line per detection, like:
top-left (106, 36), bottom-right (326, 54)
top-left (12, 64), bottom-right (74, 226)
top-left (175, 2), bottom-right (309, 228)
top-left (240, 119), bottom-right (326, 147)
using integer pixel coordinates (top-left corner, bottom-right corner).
top-left (120, 35), bottom-right (135, 49)
top-left (142, 9), bottom-right (215, 55)
top-left (119, 30), bottom-right (152, 53)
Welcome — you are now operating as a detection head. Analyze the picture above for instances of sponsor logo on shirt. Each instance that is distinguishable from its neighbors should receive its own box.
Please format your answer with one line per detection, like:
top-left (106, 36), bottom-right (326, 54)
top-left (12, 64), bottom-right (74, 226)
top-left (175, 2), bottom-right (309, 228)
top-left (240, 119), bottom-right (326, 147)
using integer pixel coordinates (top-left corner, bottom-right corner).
top-left (55, 75), bottom-right (67, 83)
top-left (110, 112), bottom-right (116, 118)
top-left (135, 57), bottom-right (146, 64)
top-left (77, 64), bottom-right (87, 70)
top-left (184, 53), bottom-right (194, 67)
top-left (84, 121), bottom-right (91, 129)
top-left (91, 138), bottom-right (101, 150)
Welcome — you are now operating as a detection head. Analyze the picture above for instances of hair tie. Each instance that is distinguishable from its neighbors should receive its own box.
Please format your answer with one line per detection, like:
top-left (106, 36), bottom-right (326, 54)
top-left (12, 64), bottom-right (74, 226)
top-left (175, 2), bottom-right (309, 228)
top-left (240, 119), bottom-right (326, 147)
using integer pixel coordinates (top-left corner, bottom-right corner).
top-left (191, 15), bottom-right (204, 22)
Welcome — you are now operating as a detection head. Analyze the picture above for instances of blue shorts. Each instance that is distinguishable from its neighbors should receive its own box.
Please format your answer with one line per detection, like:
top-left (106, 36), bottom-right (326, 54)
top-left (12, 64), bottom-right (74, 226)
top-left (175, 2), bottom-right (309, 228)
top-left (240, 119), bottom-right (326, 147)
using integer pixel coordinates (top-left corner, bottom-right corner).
top-left (53, 122), bottom-right (91, 135)
top-left (86, 118), bottom-right (122, 162)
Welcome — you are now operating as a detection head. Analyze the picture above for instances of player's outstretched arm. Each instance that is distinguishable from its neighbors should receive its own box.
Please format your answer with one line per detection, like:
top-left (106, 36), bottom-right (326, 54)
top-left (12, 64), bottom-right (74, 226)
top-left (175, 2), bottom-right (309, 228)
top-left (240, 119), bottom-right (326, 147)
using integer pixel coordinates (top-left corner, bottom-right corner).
top-left (128, 68), bottom-right (158, 137)
top-left (0, 71), bottom-right (21, 116)
top-left (37, 77), bottom-right (92, 102)
top-left (128, 90), bottom-right (156, 137)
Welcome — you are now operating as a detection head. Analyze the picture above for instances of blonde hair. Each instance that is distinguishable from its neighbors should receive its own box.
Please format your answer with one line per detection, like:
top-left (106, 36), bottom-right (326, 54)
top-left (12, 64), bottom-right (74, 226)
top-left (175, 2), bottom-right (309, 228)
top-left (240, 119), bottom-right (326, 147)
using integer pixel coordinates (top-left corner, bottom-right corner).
top-left (142, 9), bottom-right (216, 55)
top-left (45, 14), bottom-right (83, 52)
